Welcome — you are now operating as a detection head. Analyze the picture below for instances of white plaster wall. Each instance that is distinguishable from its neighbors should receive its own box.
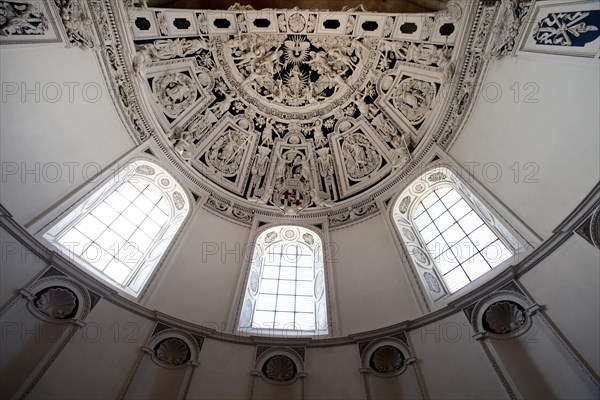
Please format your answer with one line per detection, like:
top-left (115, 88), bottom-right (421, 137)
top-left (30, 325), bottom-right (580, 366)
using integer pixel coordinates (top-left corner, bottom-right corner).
top-left (305, 345), bottom-right (365, 400)
top-left (0, 45), bottom-right (136, 226)
top-left (330, 214), bottom-right (421, 334)
top-left (27, 299), bottom-right (155, 399)
top-left (408, 312), bottom-right (509, 400)
top-left (188, 338), bottom-right (254, 399)
top-left (450, 56), bottom-right (600, 240)
top-left (0, 226), bottom-right (48, 307)
top-left (143, 207), bottom-right (251, 329)
top-left (520, 234), bottom-right (600, 374)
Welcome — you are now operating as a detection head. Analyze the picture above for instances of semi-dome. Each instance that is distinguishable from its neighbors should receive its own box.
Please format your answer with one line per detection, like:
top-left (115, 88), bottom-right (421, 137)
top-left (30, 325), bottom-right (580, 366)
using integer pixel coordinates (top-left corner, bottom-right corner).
top-left (0, 0), bottom-right (599, 399)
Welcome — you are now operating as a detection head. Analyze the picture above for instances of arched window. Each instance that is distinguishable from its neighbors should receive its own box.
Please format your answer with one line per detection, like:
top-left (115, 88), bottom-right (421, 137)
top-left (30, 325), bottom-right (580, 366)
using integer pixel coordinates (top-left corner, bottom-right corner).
top-left (43, 160), bottom-right (190, 297)
top-left (238, 226), bottom-right (328, 336)
top-left (393, 167), bottom-right (522, 299)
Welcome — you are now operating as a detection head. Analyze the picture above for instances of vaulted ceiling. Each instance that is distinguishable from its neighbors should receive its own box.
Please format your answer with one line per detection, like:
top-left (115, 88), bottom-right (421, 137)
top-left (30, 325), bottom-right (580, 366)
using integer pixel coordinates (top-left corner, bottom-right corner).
top-left (128, 3), bottom-right (462, 215)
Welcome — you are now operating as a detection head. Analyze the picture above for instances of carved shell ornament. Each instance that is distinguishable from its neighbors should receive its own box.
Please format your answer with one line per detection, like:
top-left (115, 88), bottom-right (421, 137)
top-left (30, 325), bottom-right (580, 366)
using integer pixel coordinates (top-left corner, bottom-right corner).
top-left (263, 355), bottom-right (297, 381)
top-left (154, 338), bottom-right (190, 365)
top-left (34, 287), bottom-right (78, 319)
top-left (484, 301), bottom-right (526, 334)
top-left (370, 345), bottom-right (405, 373)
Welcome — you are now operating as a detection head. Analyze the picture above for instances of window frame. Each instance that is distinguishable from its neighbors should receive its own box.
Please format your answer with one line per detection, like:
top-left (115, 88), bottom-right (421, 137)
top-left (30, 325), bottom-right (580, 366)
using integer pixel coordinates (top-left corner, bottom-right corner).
top-left (392, 166), bottom-right (524, 304)
top-left (42, 159), bottom-right (191, 298)
top-left (236, 225), bottom-right (330, 337)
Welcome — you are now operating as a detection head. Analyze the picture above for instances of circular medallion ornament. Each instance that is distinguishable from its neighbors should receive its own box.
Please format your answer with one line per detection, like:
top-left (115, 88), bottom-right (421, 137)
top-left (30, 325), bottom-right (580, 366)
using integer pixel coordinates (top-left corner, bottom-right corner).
top-left (240, 298), bottom-right (253, 327)
top-left (302, 232), bottom-right (314, 245)
top-left (154, 338), bottom-right (190, 366)
top-left (423, 272), bottom-right (441, 293)
top-left (288, 13), bottom-right (306, 33)
top-left (152, 72), bottom-right (198, 118)
top-left (475, 198), bottom-right (493, 222)
top-left (410, 246), bottom-right (430, 266)
top-left (265, 231), bottom-right (278, 244)
top-left (274, 181), bottom-right (310, 215)
top-left (413, 182), bottom-right (425, 193)
top-left (135, 164), bottom-right (155, 175)
top-left (34, 287), bottom-right (78, 319)
top-left (160, 178), bottom-right (171, 187)
top-left (402, 228), bottom-right (416, 242)
top-left (393, 78), bottom-right (436, 125)
top-left (314, 270), bottom-right (324, 300)
top-left (173, 191), bottom-right (185, 210)
top-left (249, 270), bottom-right (259, 295)
top-left (398, 196), bottom-right (411, 214)
top-left (369, 346), bottom-right (404, 374)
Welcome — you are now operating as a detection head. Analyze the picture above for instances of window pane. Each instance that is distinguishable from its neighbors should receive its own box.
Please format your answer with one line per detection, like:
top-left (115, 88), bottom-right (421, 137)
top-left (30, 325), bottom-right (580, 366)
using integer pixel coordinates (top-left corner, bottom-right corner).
top-left (256, 294), bottom-right (277, 311)
top-left (247, 228), bottom-right (322, 332)
top-left (80, 243), bottom-right (113, 270)
top-left (420, 223), bottom-right (440, 244)
top-left (483, 241), bottom-right (512, 267)
top-left (260, 279), bottom-right (278, 294)
top-left (103, 260), bottom-right (131, 284)
top-left (148, 206), bottom-right (168, 226)
top-left (58, 228), bottom-right (91, 256)
top-left (426, 235), bottom-right (448, 259)
top-left (139, 217), bottom-right (161, 238)
top-left (421, 192), bottom-right (439, 208)
top-left (436, 249), bottom-right (458, 275)
top-left (462, 253), bottom-right (490, 281)
top-left (458, 211), bottom-right (484, 235)
top-left (104, 191), bottom-right (129, 213)
top-left (91, 202), bottom-right (119, 226)
top-left (262, 266), bottom-right (280, 279)
top-left (296, 268), bottom-right (313, 281)
top-left (122, 204), bottom-right (146, 225)
top-left (276, 295), bottom-right (295, 312)
top-left (440, 189), bottom-right (461, 208)
top-left (128, 230), bottom-right (153, 254)
top-left (296, 281), bottom-right (313, 296)
top-left (469, 225), bottom-right (497, 251)
top-left (142, 185), bottom-right (163, 204)
top-left (278, 280), bottom-right (295, 295)
top-left (435, 186), bottom-right (452, 198)
top-left (133, 195), bottom-right (154, 214)
top-left (117, 182), bottom-right (141, 200)
top-left (414, 212), bottom-right (432, 230)
top-left (294, 312), bottom-right (315, 329)
top-left (274, 312), bottom-right (295, 328)
top-left (96, 229), bottom-right (126, 254)
top-left (413, 203), bottom-right (426, 218)
top-left (111, 216), bottom-right (137, 240)
top-left (441, 224), bottom-right (466, 245)
top-left (427, 200), bottom-right (447, 220)
top-left (252, 311), bottom-right (275, 328)
top-left (434, 212), bottom-right (454, 232)
top-left (74, 214), bottom-right (106, 241)
top-left (449, 199), bottom-right (470, 220)
top-left (279, 267), bottom-right (296, 280)
top-left (444, 267), bottom-right (470, 293)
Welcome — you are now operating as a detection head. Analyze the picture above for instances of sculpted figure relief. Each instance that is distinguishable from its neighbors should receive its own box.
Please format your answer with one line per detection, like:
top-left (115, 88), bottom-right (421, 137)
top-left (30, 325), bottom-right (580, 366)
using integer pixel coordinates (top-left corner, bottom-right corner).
top-left (342, 133), bottom-right (381, 179)
top-left (0, 2), bottom-right (48, 36)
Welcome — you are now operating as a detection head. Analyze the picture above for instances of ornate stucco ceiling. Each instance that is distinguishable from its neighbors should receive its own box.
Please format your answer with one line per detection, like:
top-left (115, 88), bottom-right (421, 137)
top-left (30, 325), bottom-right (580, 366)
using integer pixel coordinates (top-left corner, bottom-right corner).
top-left (52, 0), bottom-right (525, 226)
top-left (128, 3), bottom-right (462, 215)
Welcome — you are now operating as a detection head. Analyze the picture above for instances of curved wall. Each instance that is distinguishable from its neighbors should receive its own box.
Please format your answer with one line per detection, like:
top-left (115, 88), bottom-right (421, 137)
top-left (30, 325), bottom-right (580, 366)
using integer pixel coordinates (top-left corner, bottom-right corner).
top-left (1, 6), bottom-right (599, 399)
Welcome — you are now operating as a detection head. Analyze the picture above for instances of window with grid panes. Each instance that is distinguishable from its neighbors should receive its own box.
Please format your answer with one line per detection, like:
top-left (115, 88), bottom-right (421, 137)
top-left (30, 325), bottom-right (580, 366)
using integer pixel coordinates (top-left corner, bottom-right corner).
top-left (44, 160), bottom-right (190, 297)
top-left (413, 186), bottom-right (513, 293)
top-left (238, 226), bottom-right (328, 335)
